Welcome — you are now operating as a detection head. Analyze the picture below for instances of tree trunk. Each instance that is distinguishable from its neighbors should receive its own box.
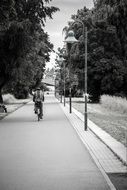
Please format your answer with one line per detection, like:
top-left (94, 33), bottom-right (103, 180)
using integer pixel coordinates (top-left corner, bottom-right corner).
top-left (0, 89), bottom-right (3, 104)
top-left (0, 77), bottom-right (8, 104)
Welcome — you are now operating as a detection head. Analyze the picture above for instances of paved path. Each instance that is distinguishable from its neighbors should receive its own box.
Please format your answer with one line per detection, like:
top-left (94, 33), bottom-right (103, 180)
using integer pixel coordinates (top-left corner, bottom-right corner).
top-left (0, 94), bottom-right (112, 190)
top-left (60, 103), bottom-right (126, 174)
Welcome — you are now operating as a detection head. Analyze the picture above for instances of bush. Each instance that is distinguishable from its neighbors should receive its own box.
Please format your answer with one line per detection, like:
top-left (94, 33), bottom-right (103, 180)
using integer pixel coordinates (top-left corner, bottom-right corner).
top-left (3, 82), bottom-right (29, 99)
top-left (101, 95), bottom-right (127, 114)
top-left (89, 94), bottom-right (101, 103)
top-left (3, 94), bottom-right (17, 104)
top-left (13, 84), bottom-right (29, 99)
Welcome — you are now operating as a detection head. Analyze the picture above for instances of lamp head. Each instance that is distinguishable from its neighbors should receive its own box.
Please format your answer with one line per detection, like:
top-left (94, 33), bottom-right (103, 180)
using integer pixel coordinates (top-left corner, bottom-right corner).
top-left (64, 30), bottom-right (78, 44)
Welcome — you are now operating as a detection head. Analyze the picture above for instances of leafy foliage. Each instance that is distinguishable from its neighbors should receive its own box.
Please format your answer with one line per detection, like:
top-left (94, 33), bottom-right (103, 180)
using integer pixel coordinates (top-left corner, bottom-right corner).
top-left (63, 3), bottom-right (127, 102)
top-left (94, 0), bottom-right (127, 58)
top-left (0, 0), bottom-right (59, 101)
top-left (55, 47), bottom-right (80, 97)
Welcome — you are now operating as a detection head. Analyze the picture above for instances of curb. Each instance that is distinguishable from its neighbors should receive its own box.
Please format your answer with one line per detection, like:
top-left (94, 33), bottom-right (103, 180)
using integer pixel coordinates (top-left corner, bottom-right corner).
top-left (59, 103), bottom-right (117, 190)
top-left (65, 103), bottom-right (127, 166)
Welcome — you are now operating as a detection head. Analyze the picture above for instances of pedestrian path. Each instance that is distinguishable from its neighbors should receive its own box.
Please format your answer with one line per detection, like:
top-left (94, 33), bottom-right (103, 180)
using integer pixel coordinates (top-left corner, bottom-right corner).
top-left (60, 102), bottom-right (127, 174)
top-left (70, 104), bottom-right (127, 166)
top-left (0, 94), bottom-right (115, 190)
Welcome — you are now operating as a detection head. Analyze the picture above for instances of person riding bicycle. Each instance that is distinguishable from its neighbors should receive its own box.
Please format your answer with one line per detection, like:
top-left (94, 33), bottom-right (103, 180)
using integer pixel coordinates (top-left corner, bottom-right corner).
top-left (33, 87), bottom-right (44, 119)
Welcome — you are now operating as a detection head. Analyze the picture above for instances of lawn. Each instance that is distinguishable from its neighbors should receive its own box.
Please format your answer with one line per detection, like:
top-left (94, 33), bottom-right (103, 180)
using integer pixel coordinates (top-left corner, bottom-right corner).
top-left (0, 94), bottom-right (31, 120)
top-left (66, 97), bottom-right (127, 147)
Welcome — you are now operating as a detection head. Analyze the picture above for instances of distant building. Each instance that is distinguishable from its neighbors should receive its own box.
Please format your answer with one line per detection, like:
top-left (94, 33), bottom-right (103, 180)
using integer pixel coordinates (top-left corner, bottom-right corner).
top-left (42, 68), bottom-right (55, 86)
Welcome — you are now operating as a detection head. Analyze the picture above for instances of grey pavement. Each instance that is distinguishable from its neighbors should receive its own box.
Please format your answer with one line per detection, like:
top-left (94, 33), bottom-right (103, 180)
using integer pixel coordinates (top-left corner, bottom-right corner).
top-left (66, 103), bottom-right (127, 166)
top-left (60, 102), bottom-right (127, 174)
top-left (0, 94), bottom-right (118, 190)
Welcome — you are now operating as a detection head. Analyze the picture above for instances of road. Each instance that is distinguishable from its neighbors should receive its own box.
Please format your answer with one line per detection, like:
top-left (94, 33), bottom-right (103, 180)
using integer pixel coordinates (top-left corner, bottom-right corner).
top-left (0, 94), bottom-right (111, 190)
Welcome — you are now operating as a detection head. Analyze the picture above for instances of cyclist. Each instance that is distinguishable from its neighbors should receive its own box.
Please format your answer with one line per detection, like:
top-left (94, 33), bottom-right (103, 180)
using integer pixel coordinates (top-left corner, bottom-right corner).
top-left (33, 87), bottom-right (44, 119)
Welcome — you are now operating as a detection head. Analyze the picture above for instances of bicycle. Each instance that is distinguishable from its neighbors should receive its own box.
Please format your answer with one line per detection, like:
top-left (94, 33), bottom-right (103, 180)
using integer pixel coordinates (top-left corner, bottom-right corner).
top-left (35, 101), bottom-right (42, 121)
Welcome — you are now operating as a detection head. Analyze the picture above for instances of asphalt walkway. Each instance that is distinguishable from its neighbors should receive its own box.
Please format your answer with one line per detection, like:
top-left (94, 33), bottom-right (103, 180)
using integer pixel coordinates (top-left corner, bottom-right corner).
top-left (60, 103), bottom-right (126, 174)
top-left (0, 94), bottom-right (115, 190)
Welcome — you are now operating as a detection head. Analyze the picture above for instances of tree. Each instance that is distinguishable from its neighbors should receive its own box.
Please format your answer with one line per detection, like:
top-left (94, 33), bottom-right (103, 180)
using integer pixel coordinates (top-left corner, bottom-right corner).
top-left (5, 27), bottom-right (54, 98)
top-left (0, 0), bottom-right (59, 102)
top-left (63, 5), bottom-right (127, 102)
top-left (93, 0), bottom-right (127, 58)
top-left (54, 46), bottom-right (80, 97)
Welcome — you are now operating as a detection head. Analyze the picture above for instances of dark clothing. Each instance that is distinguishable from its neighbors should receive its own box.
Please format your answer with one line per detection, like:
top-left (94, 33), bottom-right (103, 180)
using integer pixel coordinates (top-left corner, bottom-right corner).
top-left (35, 101), bottom-right (43, 117)
top-left (33, 90), bottom-right (44, 118)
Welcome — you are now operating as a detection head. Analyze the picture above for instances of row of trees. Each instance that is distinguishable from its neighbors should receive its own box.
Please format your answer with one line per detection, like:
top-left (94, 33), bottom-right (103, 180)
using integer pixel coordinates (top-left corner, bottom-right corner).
top-left (56, 0), bottom-right (127, 102)
top-left (0, 0), bottom-right (59, 101)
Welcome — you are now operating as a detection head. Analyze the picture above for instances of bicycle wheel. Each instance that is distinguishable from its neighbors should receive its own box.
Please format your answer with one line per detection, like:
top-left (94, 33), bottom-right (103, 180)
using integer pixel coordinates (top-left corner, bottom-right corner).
top-left (37, 107), bottom-right (40, 121)
top-left (42, 103), bottom-right (43, 117)
top-left (38, 113), bottom-right (40, 121)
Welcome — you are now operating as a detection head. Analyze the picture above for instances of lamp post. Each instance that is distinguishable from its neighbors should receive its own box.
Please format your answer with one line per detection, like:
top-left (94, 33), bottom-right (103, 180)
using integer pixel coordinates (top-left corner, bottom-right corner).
top-left (55, 78), bottom-right (57, 97)
top-left (64, 20), bottom-right (88, 130)
top-left (74, 19), bottom-right (87, 131)
top-left (58, 56), bottom-right (66, 104)
top-left (63, 59), bottom-right (66, 107)
top-left (64, 30), bottom-right (78, 113)
top-left (54, 78), bottom-right (59, 99)
top-left (60, 57), bottom-right (66, 106)
top-left (54, 63), bottom-right (61, 100)
top-left (61, 48), bottom-right (66, 107)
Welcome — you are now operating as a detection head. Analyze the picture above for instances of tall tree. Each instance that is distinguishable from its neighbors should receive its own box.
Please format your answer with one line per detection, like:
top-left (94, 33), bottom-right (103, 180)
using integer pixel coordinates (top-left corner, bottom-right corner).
top-left (63, 5), bottom-right (127, 102)
top-left (93, 0), bottom-right (127, 58)
top-left (6, 27), bottom-right (53, 98)
top-left (0, 0), bottom-right (59, 102)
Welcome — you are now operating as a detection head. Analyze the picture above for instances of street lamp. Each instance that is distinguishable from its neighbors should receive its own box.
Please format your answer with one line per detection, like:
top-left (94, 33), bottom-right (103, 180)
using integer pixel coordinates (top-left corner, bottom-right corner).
top-left (64, 30), bottom-right (78, 113)
top-left (61, 48), bottom-right (67, 107)
top-left (54, 78), bottom-right (59, 98)
top-left (73, 19), bottom-right (88, 131)
top-left (59, 56), bottom-right (66, 106)
top-left (64, 20), bottom-right (88, 130)
top-left (57, 56), bottom-right (65, 103)
top-left (63, 58), bottom-right (66, 107)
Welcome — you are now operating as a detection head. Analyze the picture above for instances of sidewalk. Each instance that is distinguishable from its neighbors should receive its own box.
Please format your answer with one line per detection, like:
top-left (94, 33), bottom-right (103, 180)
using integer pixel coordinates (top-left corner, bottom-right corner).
top-left (68, 104), bottom-right (127, 166)
top-left (0, 98), bottom-right (30, 120)
top-left (0, 94), bottom-right (116, 190)
top-left (60, 102), bottom-right (126, 173)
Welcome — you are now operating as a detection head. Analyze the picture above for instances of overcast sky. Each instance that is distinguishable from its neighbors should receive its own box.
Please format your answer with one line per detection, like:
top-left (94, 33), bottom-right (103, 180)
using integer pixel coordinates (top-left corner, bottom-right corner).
top-left (44, 0), bottom-right (94, 68)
